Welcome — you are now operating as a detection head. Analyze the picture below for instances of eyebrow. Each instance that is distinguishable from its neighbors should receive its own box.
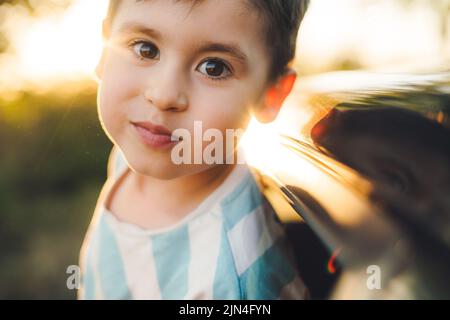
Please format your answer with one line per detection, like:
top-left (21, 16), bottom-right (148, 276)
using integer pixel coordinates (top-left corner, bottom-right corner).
top-left (115, 22), bottom-right (248, 65)
top-left (195, 42), bottom-right (248, 66)
top-left (116, 22), bottom-right (162, 40)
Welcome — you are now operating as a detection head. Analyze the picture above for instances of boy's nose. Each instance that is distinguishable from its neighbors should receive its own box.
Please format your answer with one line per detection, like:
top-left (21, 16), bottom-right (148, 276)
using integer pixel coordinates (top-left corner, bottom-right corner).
top-left (144, 66), bottom-right (189, 112)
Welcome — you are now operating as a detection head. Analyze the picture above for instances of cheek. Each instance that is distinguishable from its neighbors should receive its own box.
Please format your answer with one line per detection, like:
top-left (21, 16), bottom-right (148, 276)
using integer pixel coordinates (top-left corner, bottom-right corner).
top-left (97, 59), bottom-right (140, 137)
top-left (97, 83), bottom-right (129, 143)
top-left (197, 99), bottom-right (249, 135)
top-left (100, 53), bottom-right (143, 105)
top-left (189, 84), bottom-right (258, 132)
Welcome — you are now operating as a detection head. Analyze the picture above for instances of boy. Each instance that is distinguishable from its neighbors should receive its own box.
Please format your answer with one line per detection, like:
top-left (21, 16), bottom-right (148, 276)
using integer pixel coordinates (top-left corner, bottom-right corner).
top-left (79, 0), bottom-right (309, 299)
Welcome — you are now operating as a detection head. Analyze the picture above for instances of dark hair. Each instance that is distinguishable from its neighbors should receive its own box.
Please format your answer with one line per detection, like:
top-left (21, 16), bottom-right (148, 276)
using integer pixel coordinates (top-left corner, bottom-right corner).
top-left (105, 0), bottom-right (309, 81)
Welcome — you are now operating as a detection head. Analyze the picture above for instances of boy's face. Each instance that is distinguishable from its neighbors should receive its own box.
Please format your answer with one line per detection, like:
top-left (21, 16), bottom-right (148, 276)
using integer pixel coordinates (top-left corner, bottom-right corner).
top-left (96, 0), bottom-right (276, 179)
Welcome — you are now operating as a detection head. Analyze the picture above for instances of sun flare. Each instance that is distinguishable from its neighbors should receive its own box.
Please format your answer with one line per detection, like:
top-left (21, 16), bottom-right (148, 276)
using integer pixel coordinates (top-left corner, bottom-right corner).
top-left (0, 0), bottom-right (447, 91)
top-left (12, 0), bottom-right (108, 84)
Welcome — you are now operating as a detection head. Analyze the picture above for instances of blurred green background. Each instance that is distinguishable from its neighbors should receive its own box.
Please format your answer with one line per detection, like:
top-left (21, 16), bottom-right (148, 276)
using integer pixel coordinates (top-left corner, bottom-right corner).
top-left (0, 0), bottom-right (449, 299)
top-left (0, 88), bottom-right (112, 299)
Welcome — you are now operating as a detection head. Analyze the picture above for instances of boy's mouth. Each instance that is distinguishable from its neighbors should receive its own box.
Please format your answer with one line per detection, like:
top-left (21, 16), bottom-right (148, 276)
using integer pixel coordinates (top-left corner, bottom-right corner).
top-left (130, 121), bottom-right (182, 148)
top-left (131, 121), bottom-right (173, 136)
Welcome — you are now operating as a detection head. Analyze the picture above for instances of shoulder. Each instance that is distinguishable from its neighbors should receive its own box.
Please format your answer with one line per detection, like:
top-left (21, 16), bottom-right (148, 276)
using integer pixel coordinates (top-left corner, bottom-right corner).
top-left (218, 170), bottom-right (308, 299)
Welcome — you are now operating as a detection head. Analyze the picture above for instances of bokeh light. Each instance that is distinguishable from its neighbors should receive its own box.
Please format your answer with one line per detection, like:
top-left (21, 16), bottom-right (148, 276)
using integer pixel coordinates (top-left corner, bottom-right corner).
top-left (0, 0), bottom-right (449, 92)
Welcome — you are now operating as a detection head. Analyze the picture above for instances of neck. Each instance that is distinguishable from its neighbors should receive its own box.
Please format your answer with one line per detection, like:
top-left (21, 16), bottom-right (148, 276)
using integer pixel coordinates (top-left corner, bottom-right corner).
top-left (132, 164), bottom-right (237, 216)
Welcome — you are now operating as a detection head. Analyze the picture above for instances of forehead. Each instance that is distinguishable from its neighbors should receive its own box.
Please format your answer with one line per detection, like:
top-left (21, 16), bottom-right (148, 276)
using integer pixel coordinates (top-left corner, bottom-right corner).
top-left (112, 0), bottom-right (257, 28)
top-left (110, 0), bottom-right (270, 66)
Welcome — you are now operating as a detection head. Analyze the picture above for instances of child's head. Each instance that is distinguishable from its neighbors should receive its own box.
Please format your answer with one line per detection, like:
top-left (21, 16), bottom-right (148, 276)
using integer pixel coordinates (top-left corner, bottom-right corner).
top-left (105, 0), bottom-right (308, 82)
top-left (95, 0), bottom-right (309, 179)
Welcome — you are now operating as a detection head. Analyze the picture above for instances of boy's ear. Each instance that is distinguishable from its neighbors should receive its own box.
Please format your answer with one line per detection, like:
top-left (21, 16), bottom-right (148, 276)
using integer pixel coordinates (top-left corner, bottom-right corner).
top-left (254, 69), bottom-right (297, 123)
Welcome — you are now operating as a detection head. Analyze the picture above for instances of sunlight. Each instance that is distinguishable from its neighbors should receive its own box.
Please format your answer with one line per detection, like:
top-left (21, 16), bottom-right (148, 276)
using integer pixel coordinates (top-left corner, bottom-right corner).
top-left (0, 0), bottom-right (447, 90)
top-left (13, 0), bottom-right (108, 84)
top-left (240, 84), bottom-right (318, 178)
top-left (297, 0), bottom-right (446, 73)
top-left (240, 77), bottom-right (328, 176)
top-left (240, 115), bottom-right (370, 228)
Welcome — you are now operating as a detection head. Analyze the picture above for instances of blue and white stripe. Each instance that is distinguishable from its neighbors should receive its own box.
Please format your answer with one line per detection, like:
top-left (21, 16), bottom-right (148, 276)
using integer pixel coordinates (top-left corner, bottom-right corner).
top-left (78, 147), bottom-right (307, 300)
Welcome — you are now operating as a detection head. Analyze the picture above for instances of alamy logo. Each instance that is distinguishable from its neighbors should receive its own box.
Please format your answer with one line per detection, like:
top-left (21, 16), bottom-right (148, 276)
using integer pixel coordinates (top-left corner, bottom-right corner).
top-left (366, 265), bottom-right (381, 290)
top-left (171, 121), bottom-right (246, 165)
top-left (66, 265), bottom-right (81, 290)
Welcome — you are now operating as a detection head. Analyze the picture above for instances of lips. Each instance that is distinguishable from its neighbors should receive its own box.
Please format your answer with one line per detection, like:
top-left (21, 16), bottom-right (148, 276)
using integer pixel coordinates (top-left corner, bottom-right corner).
top-left (131, 121), bottom-right (179, 149)
top-left (131, 121), bottom-right (172, 136)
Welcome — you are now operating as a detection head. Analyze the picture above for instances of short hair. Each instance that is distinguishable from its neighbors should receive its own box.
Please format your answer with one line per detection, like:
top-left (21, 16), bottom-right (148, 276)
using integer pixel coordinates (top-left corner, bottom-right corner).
top-left (105, 0), bottom-right (309, 81)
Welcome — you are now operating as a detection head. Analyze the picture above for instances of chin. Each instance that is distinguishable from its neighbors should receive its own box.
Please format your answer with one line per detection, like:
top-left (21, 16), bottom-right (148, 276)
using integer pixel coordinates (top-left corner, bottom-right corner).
top-left (120, 143), bottom-right (212, 180)
top-left (129, 158), bottom-right (182, 180)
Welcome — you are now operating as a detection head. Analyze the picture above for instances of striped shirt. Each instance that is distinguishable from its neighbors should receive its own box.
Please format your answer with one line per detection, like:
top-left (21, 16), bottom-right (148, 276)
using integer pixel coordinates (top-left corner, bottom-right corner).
top-left (78, 147), bottom-right (307, 299)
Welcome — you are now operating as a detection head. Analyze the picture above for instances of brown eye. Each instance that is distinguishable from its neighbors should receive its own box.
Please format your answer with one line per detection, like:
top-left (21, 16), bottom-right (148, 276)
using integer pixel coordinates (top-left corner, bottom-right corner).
top-left (197, 59), bottom-right (231, 79)
top-left (132, 41), bottom-right (160, 60)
